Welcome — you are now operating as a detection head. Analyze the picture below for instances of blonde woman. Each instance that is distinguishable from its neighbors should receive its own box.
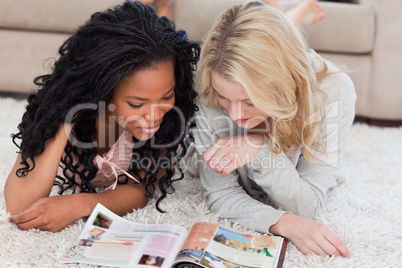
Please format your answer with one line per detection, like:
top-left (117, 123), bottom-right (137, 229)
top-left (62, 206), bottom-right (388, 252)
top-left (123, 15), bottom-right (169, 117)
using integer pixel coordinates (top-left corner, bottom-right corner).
top-left (191, 1), bottom-right (356, 257)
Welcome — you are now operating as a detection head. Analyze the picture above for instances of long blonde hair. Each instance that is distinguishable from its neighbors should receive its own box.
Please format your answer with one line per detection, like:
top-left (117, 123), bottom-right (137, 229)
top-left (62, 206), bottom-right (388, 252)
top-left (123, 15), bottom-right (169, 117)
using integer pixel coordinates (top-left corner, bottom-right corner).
top-left (196, 1), bottom-right (329, 162)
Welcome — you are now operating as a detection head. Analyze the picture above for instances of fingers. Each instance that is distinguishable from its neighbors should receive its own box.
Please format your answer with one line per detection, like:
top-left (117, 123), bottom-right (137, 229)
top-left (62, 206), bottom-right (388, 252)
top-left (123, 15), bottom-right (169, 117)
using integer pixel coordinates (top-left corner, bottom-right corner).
top-left (202, 150), bottom-right (238, 177)
top-left (299, 235), bottom-right (346, 257)
top-left (202, 139), bottom-right (234, 176)
top-left (215, 158), bottom-right (236, 177)
top-left (315, 238), bottom-right (341, 257)
top-left (288, 216), bottom-right (350, 258)
top-left (11, 216), bottom-right (45, 231)
top-left (202, 151), bottom-right (234, 176)
top-left (7, 199), bottom-right (52, 231)
top-left (202, 136), bottom-right (253, 176)
top-left (324, 232), bottom-right (351, 258)
top-left (202, 138), bottom-right (230, 162)
top-left (221, 163), bottom-right (235, 177)
top-left (7, 196), bottom-right (73, 233)
top-left (202, 135), bottom-right (263, 176)
top-left (335, 242), bottom-right (350, 258)
top-left (212, 156), bottom-right (231, 174)
top-left (8, 207), bottom-right (38, 224)
top-left (314, 227), bottom-right (350, 258)
top-left (8, 207), bottom-right (42, 230)
top-left (302, 242), bottom-right (329, 256)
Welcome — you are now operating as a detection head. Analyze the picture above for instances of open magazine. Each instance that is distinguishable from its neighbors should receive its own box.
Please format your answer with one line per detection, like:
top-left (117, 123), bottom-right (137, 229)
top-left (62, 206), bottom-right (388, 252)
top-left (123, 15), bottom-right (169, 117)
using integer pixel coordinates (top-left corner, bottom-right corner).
top-left (59, 203), bottom-right (287, 268)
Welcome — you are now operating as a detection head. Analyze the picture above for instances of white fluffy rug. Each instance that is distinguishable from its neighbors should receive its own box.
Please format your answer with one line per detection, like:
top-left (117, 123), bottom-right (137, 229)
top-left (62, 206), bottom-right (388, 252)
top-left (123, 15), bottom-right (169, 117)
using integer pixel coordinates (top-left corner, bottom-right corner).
top-left (1, 96), bottom-right (402, 267)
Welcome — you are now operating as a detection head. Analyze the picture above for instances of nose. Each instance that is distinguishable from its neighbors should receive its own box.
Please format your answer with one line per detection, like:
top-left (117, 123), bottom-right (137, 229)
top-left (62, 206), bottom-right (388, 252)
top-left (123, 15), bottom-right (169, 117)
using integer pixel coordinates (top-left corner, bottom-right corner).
top-left (144, 103), bottom-right (171, 123)
top-left (227, 101), bottom-right (244, 121)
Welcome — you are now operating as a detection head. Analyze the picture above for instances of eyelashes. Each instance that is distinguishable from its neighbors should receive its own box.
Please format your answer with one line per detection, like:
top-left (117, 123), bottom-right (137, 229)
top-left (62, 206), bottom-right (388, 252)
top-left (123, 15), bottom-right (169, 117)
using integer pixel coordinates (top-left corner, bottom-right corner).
top-left (245, 102), bottom-right (254, 107)
top-left (127, 94), bottom-right (174, 109)
top-left (161, 94), bottom-right (174, 100)
top-left (128, 103), bottom-right (143, 108)
top-left (215, 91), bottom-right (254, 107)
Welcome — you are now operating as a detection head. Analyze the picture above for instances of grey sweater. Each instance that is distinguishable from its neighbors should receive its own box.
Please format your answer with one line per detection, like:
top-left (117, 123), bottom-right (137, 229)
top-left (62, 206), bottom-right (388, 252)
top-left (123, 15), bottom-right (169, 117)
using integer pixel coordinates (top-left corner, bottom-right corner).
top-left (190, 59), bottom-right (357, 233)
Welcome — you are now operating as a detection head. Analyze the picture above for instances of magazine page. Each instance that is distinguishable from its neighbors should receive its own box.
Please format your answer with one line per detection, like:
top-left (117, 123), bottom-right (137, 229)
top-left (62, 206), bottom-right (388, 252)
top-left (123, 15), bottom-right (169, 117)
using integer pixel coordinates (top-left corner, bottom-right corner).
top-left (59, 203), bottom-right (188, 268)
top-left (174, 223), bottom-right (285, 268)
top-left (174, 222), bottom-right (219, 264)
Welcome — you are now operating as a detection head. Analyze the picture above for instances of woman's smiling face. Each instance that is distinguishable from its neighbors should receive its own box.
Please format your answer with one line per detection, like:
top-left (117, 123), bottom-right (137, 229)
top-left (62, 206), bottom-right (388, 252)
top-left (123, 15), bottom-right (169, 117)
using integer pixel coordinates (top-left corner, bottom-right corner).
top-left (109, 61), bottom-right (175, 141)
top-left (211, 71), bottom-right (269, 130)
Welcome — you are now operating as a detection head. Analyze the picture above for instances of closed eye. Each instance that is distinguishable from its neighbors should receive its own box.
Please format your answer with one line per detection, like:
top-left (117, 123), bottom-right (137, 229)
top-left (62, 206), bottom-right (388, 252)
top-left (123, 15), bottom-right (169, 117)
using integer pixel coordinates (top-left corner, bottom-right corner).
top-left (128, 102), bottom-right (143, 108)
top-left (245, 102), bottom-right (254, 107)
top-left (215, 91), bottom-right (226, 99)
top-left (162, 93), bottom-right (174, 101)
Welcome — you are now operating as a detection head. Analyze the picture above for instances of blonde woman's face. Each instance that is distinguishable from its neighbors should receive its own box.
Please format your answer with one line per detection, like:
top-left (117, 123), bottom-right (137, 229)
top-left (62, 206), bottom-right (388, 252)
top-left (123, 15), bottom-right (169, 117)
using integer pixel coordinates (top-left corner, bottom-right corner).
top-left (211, 72), bottom-right (269, 130)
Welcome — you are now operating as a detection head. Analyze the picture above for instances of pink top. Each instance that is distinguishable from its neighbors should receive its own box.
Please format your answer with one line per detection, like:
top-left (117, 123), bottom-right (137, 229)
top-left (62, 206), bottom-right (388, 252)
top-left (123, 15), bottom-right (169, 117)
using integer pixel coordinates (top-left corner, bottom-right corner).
top-left (57, 130), bottom-right (139, 190)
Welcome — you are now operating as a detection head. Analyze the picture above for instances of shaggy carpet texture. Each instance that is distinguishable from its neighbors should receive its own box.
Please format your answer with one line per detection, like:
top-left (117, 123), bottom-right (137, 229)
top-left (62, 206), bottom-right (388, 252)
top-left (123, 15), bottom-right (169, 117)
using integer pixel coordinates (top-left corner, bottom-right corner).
top-left (0, 96), bottom-right (401, 267)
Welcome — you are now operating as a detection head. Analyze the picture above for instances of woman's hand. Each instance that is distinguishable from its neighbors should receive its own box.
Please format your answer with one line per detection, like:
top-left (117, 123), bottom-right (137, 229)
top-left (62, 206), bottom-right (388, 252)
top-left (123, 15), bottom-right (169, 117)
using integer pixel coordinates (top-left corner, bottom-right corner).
top-left (7, 194), bottom-right (85, 233)
top-left (270, 213), bottom-right (350, 257)
top-left (202, 134), bottom-right (264, 177)
top-left (7, 182), bottom-right (149, 233)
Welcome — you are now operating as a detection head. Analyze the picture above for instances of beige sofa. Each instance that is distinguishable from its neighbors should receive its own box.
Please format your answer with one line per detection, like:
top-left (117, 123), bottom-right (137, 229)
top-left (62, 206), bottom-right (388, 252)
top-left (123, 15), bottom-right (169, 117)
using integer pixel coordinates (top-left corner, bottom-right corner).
top-left (0, 0), bottom-right (401, 121)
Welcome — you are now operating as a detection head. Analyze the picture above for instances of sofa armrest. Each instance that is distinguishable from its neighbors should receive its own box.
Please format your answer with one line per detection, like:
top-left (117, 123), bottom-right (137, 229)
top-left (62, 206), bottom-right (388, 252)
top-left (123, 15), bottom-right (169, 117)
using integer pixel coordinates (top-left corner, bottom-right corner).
top-left (359, 0), bottom-right (402, 120)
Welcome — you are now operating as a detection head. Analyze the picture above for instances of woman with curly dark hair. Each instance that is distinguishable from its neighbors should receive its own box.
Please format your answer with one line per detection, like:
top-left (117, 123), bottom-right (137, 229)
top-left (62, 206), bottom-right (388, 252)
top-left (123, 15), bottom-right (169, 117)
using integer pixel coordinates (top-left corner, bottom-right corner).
top-left (4, 0), bottom-right (200, 232)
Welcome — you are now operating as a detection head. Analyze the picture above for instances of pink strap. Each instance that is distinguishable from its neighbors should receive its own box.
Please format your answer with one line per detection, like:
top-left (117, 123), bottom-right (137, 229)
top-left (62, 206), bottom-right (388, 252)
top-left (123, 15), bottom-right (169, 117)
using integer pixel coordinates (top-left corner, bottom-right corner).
top-left (94, 156), bottom-right (140, 190)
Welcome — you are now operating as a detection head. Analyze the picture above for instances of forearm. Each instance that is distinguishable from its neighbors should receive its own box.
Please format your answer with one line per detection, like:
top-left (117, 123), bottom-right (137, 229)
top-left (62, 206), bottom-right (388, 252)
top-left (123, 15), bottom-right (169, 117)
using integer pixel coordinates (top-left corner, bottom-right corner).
top-left (5, 159), bottom-right (58, 214)
top-left (208, 190), bottom-right (286, 233)
top-left (7, 182), bottom-right (149, 233)
top-left (197, 160), bottom-right (284, 233)
top-left (77, 183), bottom-right (149, 218)
top-left (250, 147), bottom-right (335, 218)
top-left (5, 124), bottom-right (72, 214)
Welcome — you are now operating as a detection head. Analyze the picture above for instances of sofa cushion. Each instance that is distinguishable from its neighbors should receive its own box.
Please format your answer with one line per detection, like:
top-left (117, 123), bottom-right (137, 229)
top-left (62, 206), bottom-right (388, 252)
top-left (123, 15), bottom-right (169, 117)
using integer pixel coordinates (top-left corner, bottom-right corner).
top-left (303, 2), bottom-right (375, 54)
top-left (0, 0), bottom-right (122, 34)
top-left (0, 29), bottom-right (69, 93)
top-left (174, 0), bottom-right (249, 43)
top-left (175, 0), bottom-right (375, 54)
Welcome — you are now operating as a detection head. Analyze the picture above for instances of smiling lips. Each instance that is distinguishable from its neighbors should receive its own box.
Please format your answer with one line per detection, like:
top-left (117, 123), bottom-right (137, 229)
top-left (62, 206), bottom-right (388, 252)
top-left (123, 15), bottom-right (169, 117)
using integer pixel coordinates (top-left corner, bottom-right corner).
top-left (141, 124), bottom-right (161, 134)
top-left (237, 117), bottom-right (253, 124)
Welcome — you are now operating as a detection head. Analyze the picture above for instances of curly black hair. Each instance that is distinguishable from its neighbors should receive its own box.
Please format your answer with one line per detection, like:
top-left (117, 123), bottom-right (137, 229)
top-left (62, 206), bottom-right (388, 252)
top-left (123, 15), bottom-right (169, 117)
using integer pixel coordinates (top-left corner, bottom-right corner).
top-left (12, 0), bottom-right (200, 212)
